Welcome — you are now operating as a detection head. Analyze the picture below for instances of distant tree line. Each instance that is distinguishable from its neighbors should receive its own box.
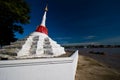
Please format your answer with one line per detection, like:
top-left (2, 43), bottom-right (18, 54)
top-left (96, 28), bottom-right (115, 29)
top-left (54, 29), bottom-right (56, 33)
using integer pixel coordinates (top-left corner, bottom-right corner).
top-left (63, 45), bottom-right (120, 49)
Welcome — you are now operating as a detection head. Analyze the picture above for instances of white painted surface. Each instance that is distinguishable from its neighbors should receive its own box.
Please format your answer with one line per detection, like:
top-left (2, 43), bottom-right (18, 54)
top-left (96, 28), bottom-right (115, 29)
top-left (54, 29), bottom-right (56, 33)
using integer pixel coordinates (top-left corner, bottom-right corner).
top-left (17, 32), bottom-right (65, 58)
top-left (41, 11), bottom-right (47, 27)
top-left (0, 51), bottom-right (78, 80)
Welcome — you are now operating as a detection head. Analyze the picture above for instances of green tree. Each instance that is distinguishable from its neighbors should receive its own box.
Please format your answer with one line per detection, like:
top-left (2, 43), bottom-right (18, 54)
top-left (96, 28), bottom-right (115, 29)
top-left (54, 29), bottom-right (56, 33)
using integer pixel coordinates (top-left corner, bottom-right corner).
top-left (0, 0), bottom-right (30, 47)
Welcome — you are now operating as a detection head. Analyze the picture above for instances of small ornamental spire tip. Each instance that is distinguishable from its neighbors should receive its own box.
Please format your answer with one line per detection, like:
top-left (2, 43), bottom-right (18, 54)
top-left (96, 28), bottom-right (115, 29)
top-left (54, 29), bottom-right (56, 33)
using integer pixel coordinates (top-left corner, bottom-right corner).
top-left (45, 5), bottom-right (48, 11)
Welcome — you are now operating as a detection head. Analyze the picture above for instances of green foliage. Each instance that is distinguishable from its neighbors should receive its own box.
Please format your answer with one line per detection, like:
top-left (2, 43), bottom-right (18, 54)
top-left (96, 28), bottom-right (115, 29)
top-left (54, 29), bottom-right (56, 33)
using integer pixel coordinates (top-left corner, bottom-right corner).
top-left (0, 0), bottom-right (30, 46)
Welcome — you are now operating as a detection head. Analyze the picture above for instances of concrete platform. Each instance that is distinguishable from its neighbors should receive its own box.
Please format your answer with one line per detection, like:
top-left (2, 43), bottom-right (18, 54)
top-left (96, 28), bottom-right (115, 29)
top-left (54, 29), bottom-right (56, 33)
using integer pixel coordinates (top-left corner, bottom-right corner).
top-left (0, 50), bottom-right (78, 80)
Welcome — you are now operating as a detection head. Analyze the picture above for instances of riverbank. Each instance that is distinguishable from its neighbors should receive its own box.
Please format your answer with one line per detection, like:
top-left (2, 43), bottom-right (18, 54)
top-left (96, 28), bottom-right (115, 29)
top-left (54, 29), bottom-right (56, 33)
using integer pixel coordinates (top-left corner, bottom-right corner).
top-left (75, 55), bottom-right (120, 80)
top-left (78, 49), bottom-right (120, 73)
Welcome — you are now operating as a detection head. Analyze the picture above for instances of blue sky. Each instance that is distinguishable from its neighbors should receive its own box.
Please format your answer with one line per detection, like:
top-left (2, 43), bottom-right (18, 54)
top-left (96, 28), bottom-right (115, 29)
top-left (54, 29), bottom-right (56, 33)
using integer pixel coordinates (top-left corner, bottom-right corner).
top-left (16, 0), bottom-right (120, 45)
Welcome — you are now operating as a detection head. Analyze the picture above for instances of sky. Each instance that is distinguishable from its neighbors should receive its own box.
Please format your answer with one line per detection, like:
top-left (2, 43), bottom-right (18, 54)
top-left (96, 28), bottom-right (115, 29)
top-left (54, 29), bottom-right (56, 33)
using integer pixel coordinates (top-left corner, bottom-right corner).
top-left (16, 0), bottom-right (120, 45)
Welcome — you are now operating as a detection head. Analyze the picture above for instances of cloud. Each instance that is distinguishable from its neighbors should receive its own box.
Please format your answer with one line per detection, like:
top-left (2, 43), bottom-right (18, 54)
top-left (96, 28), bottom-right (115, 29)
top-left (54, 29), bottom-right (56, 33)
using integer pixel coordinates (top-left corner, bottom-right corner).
top-left (53, 37), bottom-right (72, 40)
top-left (98, 36), bottom-right (120, 45)
top-left (53, 37), bottom-right (72, 44)
top-left (62, 42), bottom-right (100, 46)
top-left (84, 36), bottom-right (96, 40)
top-left (78, 36), bottom-right (120, 45)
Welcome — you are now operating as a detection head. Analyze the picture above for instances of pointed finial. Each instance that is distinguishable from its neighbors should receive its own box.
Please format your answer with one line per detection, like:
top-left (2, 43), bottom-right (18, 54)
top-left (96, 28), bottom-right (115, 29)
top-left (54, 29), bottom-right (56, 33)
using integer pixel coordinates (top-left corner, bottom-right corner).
top-left (45, 5), bottom-right (48, 11)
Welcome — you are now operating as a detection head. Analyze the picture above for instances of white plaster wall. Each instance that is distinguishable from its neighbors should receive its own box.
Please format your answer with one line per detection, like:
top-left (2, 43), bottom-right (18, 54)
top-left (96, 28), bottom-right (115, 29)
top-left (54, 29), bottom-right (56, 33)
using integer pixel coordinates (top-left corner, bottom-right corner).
top-left (0, 51), bottom-right (78, 80)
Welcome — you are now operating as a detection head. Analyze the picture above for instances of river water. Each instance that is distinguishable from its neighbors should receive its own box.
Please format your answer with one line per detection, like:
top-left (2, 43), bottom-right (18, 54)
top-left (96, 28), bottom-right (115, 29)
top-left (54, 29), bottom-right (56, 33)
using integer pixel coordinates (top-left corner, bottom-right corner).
top-left (66, 48), bottom-right (120, 54)
top-left (66, 48), bottom-right (120, 72)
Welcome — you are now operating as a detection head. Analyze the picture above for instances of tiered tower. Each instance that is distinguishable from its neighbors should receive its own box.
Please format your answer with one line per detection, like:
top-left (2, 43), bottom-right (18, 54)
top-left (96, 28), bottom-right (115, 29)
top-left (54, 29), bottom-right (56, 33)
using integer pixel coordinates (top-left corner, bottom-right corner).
top-left (17, 5), bottom-right (65, 58)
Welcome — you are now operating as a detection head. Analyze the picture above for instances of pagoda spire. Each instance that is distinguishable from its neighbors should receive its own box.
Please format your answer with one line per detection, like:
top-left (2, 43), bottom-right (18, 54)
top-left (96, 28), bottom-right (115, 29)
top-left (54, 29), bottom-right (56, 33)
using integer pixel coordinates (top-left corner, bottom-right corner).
top-left (41, 5), bottom-right (48, 26)
top-left (36, 5), bottom-right (48, 35)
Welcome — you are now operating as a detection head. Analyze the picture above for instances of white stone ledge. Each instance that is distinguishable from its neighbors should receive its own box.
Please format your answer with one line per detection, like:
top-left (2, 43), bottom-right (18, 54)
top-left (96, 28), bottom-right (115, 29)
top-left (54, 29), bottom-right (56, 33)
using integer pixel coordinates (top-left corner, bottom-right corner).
top-left (0, 50), bottom-right (78, 80)
top-left (0, 59), bottom-right (73, 68)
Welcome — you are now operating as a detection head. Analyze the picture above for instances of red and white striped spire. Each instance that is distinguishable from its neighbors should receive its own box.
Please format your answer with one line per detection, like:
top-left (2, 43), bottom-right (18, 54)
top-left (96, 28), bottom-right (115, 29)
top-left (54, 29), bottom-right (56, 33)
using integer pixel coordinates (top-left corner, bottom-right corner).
top-left (36, 5), bottom-right (48, 35)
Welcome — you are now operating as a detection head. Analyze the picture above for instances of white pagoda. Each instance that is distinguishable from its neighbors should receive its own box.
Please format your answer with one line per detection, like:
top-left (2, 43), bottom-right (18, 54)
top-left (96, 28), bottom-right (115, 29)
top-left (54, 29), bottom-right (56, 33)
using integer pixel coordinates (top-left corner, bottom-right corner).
top-left (17, 6), bottom-right (65, 58)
